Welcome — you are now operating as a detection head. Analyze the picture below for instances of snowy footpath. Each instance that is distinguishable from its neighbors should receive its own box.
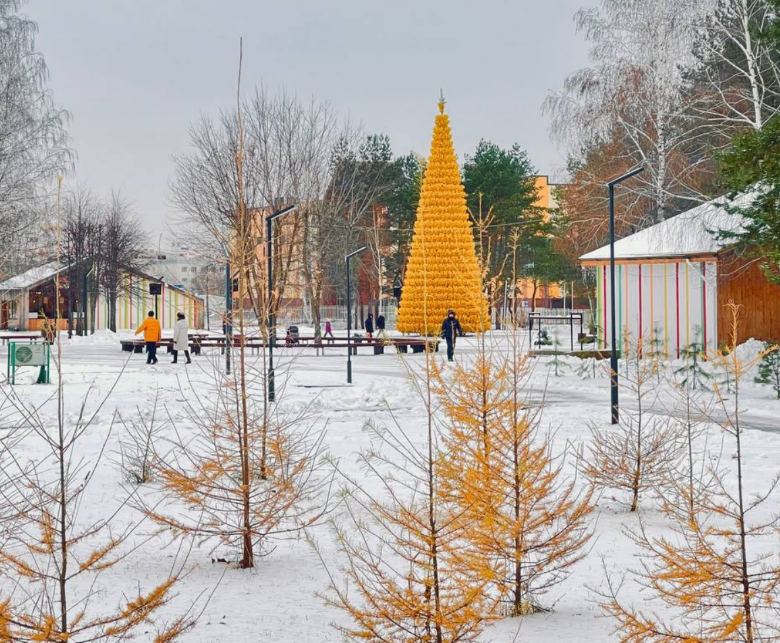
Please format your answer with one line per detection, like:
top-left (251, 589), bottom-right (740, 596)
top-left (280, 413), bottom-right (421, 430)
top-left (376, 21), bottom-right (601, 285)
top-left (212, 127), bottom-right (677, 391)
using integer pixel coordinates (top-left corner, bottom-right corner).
top-left (1, 330), bottom-right (779, 643)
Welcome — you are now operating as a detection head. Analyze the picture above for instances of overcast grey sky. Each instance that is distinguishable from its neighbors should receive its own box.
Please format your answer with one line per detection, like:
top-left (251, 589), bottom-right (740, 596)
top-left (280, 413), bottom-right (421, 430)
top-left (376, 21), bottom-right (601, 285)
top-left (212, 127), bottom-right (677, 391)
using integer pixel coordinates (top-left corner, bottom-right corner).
top-left (31, 0), bottom-right (592, 237)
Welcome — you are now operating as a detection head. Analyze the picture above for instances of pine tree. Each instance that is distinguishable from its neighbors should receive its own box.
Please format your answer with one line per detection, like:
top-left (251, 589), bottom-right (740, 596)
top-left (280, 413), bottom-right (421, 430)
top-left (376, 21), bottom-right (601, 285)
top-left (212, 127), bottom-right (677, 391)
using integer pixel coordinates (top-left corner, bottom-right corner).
top-left (648, 323), bottom-right (665, 360)
top-left (576, 357), bottom-right (607, 379)
top-left (396, 99), bottom-right (489, 334)
top-left (599, 302), bottom-right (780, 642)
top-left (648, 323), bottom-right (666, 383)
top-left (548, 334), bottom-right (567, 377)
top-left (715, 343), bottom-right (734, 393)
top-left (434, 330), bottom-right (593, 615)
top-left (754, 342), bottom-right (780, 398)
top-left (674, 326), bottom-right (711, 390)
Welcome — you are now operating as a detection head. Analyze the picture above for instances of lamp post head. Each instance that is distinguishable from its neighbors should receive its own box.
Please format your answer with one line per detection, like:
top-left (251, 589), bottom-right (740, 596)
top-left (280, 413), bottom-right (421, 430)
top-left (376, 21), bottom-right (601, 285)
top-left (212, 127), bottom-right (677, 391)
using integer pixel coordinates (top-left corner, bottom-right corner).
top-left (607, 166), bottom-right (644, 187)
top-left (346, 246), bottom-right (368, 261)
top-left (267, 204), bottom-right (297, 222)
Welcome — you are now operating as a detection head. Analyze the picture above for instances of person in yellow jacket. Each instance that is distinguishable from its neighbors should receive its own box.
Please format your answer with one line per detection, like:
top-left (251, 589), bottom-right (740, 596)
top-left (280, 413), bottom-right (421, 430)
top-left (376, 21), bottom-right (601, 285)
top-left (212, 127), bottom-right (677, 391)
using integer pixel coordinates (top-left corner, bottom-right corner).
top-left (135, 310), bottom-right (161, 365)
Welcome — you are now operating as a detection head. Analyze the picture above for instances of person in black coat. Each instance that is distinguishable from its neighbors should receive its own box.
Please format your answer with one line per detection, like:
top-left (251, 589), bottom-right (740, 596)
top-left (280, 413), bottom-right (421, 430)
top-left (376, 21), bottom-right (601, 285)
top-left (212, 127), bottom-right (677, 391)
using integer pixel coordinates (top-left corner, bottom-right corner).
top-left (376, 314), bottom-right (387, 338)
top-left (440, 309), bottom-right (464, 361)
top-left (365, 313), bottom-right (374, 338)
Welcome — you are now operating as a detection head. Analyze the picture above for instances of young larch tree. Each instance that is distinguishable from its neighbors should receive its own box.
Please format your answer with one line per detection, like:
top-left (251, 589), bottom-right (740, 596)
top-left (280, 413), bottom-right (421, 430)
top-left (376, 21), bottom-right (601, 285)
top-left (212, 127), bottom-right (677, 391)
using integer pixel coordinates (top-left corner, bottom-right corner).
top-left (599, 302), bottom-right (780, 642)
top-left (0, 345), bottom-right (196, 642)
top-left (582, 335), bottom-right (683, 511)
top-left (142, 363), bottom-right (332, 569)
top-left (321, 340), bottom-right (494, 641)
top-left (434, 330), bottom-right (593, 615)
top-left (144, 48), bottom-right (333, 569)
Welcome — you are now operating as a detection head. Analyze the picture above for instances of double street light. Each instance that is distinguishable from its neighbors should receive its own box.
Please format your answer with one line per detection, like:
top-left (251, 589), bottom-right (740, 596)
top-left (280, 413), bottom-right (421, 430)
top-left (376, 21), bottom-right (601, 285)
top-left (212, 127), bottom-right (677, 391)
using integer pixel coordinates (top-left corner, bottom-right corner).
top-left (266, 204), bottom-right (297, 402)
top-left (607, 166), bottom-right (644, 425)
top-left (345, 246), bottom-right (367, 384)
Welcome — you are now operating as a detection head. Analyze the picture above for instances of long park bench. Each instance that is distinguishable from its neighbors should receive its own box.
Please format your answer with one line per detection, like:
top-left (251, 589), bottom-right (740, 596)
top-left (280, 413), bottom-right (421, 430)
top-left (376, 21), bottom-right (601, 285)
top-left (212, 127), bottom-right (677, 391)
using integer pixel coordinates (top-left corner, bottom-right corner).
top-left (120, 335), bottom-right (440, 356)
top-left (120, 332), bottom-right (210, 355)
top-left (195, 335), bottom-right (441, 355)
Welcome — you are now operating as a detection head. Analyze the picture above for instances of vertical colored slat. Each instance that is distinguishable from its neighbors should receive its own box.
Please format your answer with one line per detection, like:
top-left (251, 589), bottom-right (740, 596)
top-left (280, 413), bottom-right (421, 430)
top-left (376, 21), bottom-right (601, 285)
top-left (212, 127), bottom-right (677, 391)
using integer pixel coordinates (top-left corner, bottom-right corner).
top-left (675, 263), bottom-right (681, 358)
top-left (702, 262), bottom-right (707, 351)
top-left (649, 263), bottom-right (654, 349)
top-left (599, 265), bottom-right (604, 348)
top-left (624, 263), bottom-right (629, 355)
top-left (638, 264), bottom-right (643, 351)
top-left (596, 265), bottom-right (601, 348)
top-left (663, 263), bottom-right (669, 356)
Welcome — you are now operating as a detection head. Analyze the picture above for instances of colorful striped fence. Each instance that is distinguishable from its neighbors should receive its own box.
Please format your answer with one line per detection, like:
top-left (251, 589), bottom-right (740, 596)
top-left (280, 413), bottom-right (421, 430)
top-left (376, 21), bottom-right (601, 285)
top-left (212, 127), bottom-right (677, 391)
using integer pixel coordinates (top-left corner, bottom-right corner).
top-left (594, 259), bottom-right (716, 356)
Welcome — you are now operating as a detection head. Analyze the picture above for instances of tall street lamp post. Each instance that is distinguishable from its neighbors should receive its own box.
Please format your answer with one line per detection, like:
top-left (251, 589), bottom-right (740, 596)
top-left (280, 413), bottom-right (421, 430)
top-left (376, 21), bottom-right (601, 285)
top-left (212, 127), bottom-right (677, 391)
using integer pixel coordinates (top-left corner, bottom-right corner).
top-left (607, 166), bottom-right (644, 424)
top-left (266, 204), bottom-right (297, 402)
top-left (345, 246), bottom-right (367, 384)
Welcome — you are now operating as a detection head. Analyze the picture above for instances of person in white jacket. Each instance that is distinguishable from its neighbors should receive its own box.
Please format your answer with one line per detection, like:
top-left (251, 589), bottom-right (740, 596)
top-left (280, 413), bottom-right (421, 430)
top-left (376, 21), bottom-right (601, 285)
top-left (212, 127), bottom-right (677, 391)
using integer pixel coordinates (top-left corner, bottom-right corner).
top-left (172, 312), bottom-right (191, 364)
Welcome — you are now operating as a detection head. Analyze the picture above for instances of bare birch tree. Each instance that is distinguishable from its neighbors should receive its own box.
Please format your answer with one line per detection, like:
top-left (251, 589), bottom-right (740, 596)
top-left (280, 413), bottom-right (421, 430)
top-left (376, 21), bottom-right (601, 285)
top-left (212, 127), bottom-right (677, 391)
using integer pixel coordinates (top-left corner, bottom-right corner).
top-left (692, 0), bottom-right (780, 132)
top-left (100, 191), bottom-right (148, 332)
top-left (0, 0), bottom-right (71, 277)
top-left (545, 0), bottom-right (717, 228)
top-left (61, 186), bottom-right (102, 336)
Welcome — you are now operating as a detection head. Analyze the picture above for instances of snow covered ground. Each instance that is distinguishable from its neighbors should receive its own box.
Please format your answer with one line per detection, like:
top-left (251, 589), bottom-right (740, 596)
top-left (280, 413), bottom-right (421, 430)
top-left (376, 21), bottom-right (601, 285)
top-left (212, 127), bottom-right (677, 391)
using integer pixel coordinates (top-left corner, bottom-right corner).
top-left (1, 329), bottom-right (779, 642)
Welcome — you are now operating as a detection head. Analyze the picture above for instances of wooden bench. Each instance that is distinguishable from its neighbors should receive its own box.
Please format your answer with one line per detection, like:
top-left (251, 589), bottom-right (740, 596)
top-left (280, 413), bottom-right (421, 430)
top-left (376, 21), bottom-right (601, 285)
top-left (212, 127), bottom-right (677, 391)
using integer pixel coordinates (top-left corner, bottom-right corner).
top-left (0, 332), bottom-right (43, 345)
top-left (120, 332), bottom-right (216, 355)
top-left (122, 336), bottom-right (441, 357)
top-left (306, 337), bottom-right (440, 355)
top-left (204, 336), bottom-right (441, 356)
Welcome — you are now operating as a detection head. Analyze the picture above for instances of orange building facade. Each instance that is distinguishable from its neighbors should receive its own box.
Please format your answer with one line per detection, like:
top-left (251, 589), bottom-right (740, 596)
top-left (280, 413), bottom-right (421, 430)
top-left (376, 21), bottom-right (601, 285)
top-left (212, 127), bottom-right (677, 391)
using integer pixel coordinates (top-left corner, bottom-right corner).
top-left (514, 175), bottom-right (565, 305)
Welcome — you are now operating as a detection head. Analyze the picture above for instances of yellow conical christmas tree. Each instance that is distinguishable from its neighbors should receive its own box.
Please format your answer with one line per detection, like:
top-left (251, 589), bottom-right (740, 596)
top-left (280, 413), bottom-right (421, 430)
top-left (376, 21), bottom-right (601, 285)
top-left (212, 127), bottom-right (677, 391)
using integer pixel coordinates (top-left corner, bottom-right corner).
top-left (397, 100), bottom-right (488, 335)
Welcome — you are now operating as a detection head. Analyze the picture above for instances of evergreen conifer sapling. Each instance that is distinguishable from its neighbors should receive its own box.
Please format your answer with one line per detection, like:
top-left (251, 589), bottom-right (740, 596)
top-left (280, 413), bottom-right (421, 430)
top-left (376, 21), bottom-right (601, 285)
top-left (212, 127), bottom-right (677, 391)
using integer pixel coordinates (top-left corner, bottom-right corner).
top-left (754, 342), bottom-right (780, 398)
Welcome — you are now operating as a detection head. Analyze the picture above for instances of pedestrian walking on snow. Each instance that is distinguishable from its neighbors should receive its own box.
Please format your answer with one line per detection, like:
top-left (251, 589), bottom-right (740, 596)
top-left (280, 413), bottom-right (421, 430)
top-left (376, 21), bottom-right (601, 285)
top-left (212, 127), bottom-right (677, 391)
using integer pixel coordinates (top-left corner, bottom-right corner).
top-left (376, 314), bottom-right (387, 339)
top-left (135, 311), bottom-right (161, 365)
top-left (324, 318), bottom-right (334, 343)
top-left (365, 313), bottom-right (374, 338)
top-left (440, 309), bottom-right (464, 362)
top-left (172, 312), bottom-right (191, 364)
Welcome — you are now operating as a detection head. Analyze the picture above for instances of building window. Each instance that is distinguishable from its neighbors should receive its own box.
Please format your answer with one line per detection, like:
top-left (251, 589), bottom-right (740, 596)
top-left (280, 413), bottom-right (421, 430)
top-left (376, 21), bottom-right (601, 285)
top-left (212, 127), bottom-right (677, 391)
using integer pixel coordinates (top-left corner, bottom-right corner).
top-left (191, 266), bottom-right (197, 273)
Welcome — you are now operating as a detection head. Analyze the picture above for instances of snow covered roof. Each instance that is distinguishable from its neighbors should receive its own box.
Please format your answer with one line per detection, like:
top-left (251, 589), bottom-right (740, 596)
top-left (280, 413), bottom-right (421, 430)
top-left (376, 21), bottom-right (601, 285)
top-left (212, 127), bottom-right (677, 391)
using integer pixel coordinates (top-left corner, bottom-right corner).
top-left (579, 193), bottom-right (753, 262)
top-left (0, 261), bottom-right (202, 302)
top-left (0, 261), bottom-right (63, 291)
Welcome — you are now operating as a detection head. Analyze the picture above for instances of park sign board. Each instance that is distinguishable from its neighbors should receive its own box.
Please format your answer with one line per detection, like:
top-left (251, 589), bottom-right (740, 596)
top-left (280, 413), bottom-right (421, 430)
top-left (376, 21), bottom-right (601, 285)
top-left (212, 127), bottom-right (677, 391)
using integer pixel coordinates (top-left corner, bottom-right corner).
top-left (7, 341), bottom-right (50, 385)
